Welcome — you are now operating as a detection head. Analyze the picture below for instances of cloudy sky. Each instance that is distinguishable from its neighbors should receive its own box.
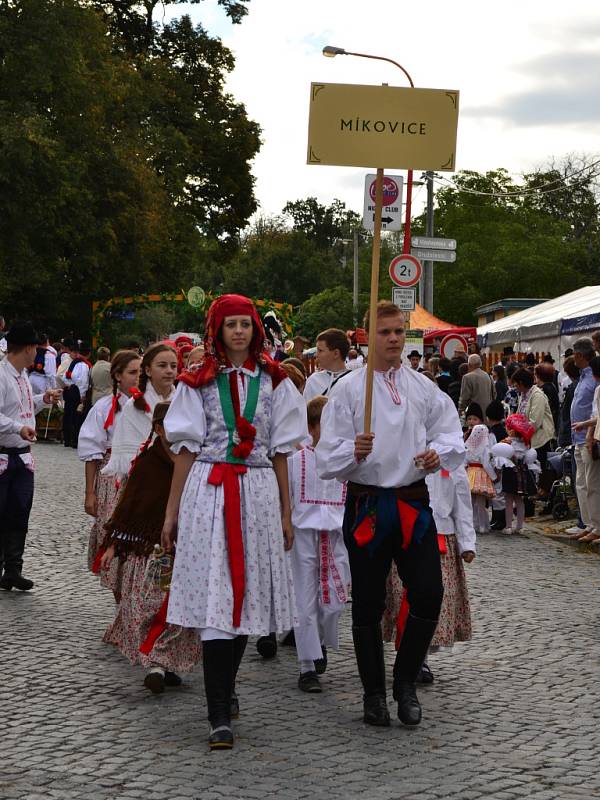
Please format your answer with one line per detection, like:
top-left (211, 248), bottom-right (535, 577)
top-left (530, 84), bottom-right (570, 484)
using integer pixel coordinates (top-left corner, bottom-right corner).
top-left (166, 0), bottom-right (600, 218)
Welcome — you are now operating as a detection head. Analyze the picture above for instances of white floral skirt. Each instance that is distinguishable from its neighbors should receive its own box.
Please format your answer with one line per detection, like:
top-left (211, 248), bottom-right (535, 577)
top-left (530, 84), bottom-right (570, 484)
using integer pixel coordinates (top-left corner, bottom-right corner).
top-left (167, 461), bottom-right (297, 635)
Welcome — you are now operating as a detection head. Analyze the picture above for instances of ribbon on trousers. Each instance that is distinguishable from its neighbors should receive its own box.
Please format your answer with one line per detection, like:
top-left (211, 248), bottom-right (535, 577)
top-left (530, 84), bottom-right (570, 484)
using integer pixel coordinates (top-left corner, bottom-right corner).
top-left (207, 461), bottom-right (247, 628)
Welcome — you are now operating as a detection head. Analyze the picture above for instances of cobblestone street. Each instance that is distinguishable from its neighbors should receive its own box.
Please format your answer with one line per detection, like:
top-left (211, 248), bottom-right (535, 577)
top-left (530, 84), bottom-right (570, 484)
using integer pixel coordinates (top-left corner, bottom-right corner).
top-left (1, 442), bottom-right (599, 800)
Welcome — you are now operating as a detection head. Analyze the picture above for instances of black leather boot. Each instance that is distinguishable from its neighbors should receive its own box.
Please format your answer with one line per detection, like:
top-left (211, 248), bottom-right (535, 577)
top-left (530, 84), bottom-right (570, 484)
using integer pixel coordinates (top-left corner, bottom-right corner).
top-left (393, 613), bottom-right (438, 725)
top-left (230, 635), bottom-right (248, 719)
top-left (256, 632), bottom-right (277, 658)
top-left (203, 639), bottom-right (234, 750)
top-left (352, 625), bottom-right (390, 727)
top-left (0, 530), bottom-right (32, 591)
top-left (490, 509), bottom-right (506, 531)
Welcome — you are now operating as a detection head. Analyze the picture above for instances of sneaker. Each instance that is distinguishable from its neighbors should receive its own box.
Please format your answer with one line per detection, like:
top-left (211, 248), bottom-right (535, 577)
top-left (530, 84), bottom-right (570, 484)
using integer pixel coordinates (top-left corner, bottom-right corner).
top-left (565, 525), bottom-right (586, 536)
top-left (298, 671), bottom-right (322, 693)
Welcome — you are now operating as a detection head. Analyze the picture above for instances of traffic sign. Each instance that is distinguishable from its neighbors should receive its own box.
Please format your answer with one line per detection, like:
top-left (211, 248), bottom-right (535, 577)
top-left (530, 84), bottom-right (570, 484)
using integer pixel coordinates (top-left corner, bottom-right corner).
top-left (389, 254), bottom-right (422, 287)
top-left (440, 333), bottom-right (468, 359)
top-left (363, 173), bottom-right (403, 231)
top-left (392, 287), bottom-right (416, 311)
top-left (411, 248), bottom-right (456, 263)
top-left (411, 236), bottom-right (456, 250)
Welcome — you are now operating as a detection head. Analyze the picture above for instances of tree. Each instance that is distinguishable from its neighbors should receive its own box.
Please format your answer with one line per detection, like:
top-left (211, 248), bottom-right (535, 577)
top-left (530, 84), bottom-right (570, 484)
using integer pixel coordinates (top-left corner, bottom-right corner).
top-left (295, 287), bottom-right (370, 342)
top-left (283, 198), bottom-right (361, 249)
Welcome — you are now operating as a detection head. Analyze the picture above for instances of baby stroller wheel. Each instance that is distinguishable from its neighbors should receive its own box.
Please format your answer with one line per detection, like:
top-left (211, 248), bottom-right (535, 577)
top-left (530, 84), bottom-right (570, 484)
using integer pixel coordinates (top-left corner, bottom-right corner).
top-left (552, 502), bottom-right (569, 521)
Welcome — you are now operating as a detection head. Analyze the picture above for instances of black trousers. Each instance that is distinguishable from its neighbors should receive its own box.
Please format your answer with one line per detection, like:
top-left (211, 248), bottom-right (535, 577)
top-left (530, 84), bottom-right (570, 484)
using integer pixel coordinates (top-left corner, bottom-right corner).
top-left (0, 454), bottom-right (34, 576)
top-left (63, 386), bottom-right (81, 447)
top-left (343, 494), bottom-right (444, 627)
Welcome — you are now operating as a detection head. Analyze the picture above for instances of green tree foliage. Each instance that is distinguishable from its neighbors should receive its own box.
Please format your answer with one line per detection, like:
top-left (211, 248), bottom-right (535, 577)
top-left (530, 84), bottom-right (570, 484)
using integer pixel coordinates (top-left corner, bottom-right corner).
top-left (283, 197), bottom-right (361, 249)
top-left (0, 0), bottom-right (259, 334)
top-left (295, 287), bottom-right (370, 342)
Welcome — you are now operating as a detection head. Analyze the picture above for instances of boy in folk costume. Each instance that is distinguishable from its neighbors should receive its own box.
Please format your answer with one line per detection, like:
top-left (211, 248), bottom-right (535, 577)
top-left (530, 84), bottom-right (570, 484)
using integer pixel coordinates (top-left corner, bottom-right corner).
top-left (162, 294), bottom-right (307, 751)
top-left (0, 322), bottom-right (60, 590)
top-left (78, 350), bottom-right (141, 577)
top-left (289, 396), bottom-right (350, 694)
top-left (316, 301), bottom-right (465, 729)
top-left (101, 402), bottom-right (201, 692)
top-left (304, 328), bottom-right (351, 402)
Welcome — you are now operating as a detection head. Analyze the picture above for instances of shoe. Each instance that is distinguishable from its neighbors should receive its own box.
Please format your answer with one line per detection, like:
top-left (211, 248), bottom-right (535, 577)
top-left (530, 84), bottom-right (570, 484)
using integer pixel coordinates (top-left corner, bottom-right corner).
top-left (256, 633), bottom-right (277, 659)
top-left (144, 669), bottom-right (165, 694)
top-left (565, 526), bottom-right (586, 537)
top-left (230, 691), bottom-right (240, 719)
top-left (0, 574), bottom-right (34, 591)
top-left (363, 694), bottom-right (391, 726)
top-left (208, 724), bottom-right (234, 751)
top-left (164, 671), bottom-right (182, 687)
top-left (501, 528), bottom-right (513, 535)
top-left (314, 646), bottom-right (327, 675)
top-left (298, 671), bottom-right (322, 693)
top-left (394, 681), bottom-right (422, 726)
top-left (281, 629), bottom-right (296, 647)
top-left (416, 662), bottom-right (434, 684)
top-left (579, 532), bottom-right (600, 543)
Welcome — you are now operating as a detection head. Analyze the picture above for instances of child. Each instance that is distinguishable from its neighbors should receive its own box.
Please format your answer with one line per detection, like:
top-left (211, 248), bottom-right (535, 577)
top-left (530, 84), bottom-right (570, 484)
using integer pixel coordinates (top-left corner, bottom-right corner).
top-left (100, 402), bottom-right (202, 693)
top-left (486, 400), bottom-right (507, 531)
top-left (288, 396), bottom-right (350, 693)
top-left (492, 414), bottom-right (539, 535)
top-left (78, 350), bottom-right (141, 576)
top-left (464, 407), bottom-right (496, 533)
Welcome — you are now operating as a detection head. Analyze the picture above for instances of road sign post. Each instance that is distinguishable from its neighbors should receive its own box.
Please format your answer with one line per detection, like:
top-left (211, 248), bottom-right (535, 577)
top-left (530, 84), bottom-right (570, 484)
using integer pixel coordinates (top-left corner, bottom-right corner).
top-left (363, 174), bottom-right (403, 231)
top-left (389, 254), bottom-right (422, 287)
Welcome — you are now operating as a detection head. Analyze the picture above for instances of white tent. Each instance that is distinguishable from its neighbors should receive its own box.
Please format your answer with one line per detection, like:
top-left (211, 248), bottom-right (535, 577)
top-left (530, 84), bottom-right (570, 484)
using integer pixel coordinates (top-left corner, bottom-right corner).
top-left (478, 286), bottom-right (600, 358)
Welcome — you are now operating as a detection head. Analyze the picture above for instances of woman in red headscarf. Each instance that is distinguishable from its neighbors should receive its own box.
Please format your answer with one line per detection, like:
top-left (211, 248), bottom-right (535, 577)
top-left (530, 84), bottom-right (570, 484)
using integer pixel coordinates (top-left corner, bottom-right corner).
top-left (161, 294), bottom-right (307, 751)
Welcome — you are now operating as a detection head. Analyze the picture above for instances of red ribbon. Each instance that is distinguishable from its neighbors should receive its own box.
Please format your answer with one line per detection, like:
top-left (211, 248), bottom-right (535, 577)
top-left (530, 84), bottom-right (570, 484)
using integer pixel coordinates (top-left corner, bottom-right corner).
top-left (228, 371), bottom-right (257, 459)
top-left (395, 588), bottom-right (410, 650)
top-left (139, 591), bottom-right (170, 655)
top-left (103, 393), bottom-right (121, 431)
top-left (437, 533), bottom-right (448, 554)
top-left (208, 462), bottom-right (247, 628)
top-left (91, 548), bottom-right (106, 575)
top-left (128, 386), bottom-right (150, 412)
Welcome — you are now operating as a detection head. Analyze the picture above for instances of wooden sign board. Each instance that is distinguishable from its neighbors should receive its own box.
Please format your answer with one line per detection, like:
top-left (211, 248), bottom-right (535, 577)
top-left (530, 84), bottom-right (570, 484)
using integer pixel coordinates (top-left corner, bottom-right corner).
top-left (307, 82), bottom-right (459, 171)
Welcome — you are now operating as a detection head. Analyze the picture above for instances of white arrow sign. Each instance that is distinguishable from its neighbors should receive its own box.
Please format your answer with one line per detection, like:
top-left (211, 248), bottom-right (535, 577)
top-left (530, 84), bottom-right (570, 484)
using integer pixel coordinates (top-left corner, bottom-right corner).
top-left (411, 236), bottom-right (456, 250)
top-left (363, 173), bottom-right (404, 232)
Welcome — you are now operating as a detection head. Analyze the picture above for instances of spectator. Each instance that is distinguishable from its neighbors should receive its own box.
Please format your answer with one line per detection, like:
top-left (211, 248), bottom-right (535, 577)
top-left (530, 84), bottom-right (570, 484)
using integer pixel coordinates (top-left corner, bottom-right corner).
top-left (492, 364), bottom-right (508, 402)
top-left (429, 356), bottom-right (440, 378)
top-left (436, 357), bottom-right (453, 395)
top-left (591, 331), bottom-right (600, 355)
top-left (542, 354), bottom-right (558, 388)
top-left (458, 354), bottom-right (496, 417)
top-left (448, 362), bottom-right (468, 408)
top-left (505, 362), bottom-right (520, 415)
top-left (90, 347), bottom-right (112, 405)
top-left (558, 357), bottom-right (580, 448)
top-left (534, 363), bottom-right (560, 436)
top-left (511, 368), bottom-right (555, 476)
top-left (346, 348), bottom-right (364, 371)
top-left (558, 349), bottom-right (575, 403)
top-left (407, 350), bottom-right (422, 371)
top-left (569, 339), bottom-right (600, 539)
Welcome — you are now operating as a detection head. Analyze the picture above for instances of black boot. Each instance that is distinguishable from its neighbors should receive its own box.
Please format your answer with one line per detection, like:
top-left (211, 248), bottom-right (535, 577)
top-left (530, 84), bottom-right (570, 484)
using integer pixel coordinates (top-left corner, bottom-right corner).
top-left (230, 635), bottom-right (248, 719)
top-left (256, 632), bottom-right (277, 659)
top-left (490, 509), bottom-right (506, 531)
top-left (352, 625), bottom-right (390, 727)
top-left (0, 530), bottom-right (32, 591)
top-left (203, 639), bottom-right (234, 750)
top-left (393, 614), bottom-right (438, 726)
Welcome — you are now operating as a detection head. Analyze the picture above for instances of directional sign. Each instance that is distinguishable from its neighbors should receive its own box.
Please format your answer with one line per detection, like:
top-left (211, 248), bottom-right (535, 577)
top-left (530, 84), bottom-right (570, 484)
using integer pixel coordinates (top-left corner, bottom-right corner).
top-left (411, 236), bottom-right (456, 250)
top-left (363, 174), bottom-right (403, 231)
top-left (392, 287), bottom-right (416, 311)
top-left (411, 248), bottom-right (456, 263)
top-left (389, 254), bottom-right (422, 287)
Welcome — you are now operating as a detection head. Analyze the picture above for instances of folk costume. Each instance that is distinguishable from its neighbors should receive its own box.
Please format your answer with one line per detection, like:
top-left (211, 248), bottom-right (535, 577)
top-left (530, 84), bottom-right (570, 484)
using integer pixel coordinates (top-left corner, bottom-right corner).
top-left (316, 366), bottom-right (465, 727)
top-left (102, 436), bottom-right (201, 690)
top-left (465, 423), bottom-right (496, 533)
top-left (77, 391), bottom-right (128, 573)
top-left (62, 353), bottom-right (91, 448)
top-left (29, 346), bottom-right (56, 395)
top-left (0, 322), bottom-right (50, 591)
top-left (492, 414), bottom-right (540, 534)
top-left (304, 367), bottom-right (351, 402)
top-left (288, 445), bottom-right (350, 691)
top-left (163, 294), bottom-right (307, 748)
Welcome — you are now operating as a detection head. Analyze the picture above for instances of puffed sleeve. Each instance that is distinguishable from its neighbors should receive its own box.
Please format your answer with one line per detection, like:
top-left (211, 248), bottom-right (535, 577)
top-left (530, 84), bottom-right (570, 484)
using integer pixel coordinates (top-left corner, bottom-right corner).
top-left (452, 467), bottom-right (477, 554)
top-left (78, 398), bottom-right (110, 461)
top-left (315, 390), bottom-right (358, 481)
top-left (425, 389), bottom-right (466, 472)
top-left (164, 381), bottom-right (207, 455)
top-left (269, 378), bottom-right (308, 455)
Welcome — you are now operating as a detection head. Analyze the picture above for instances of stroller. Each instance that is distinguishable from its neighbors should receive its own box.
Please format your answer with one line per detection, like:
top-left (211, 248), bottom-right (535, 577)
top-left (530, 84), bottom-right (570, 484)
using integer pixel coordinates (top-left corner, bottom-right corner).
top-left (545, 446), bottom-right (576, 521)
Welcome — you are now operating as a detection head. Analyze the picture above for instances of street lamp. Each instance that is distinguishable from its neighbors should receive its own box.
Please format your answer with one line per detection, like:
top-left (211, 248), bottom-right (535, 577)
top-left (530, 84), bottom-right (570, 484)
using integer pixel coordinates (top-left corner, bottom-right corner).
top-left (321, 44), bottom-right (416, 258)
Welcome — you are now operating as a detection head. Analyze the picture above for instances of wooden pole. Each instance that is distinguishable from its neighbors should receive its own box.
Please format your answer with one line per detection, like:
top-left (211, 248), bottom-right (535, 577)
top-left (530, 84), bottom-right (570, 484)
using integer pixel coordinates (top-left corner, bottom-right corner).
top-left (363, 167), bottom-right (384, 433)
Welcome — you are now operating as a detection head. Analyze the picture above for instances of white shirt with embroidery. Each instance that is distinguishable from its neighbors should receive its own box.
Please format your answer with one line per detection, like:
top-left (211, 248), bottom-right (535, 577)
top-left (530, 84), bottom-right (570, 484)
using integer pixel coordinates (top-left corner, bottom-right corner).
top-left (0, 358), bottom-right (48, 449)
top-left (289, 445), bottom-right (346, 533)
top-left (426, 466), bottom-right (476, 553)
top-left (78, 392), bottom-right (129, 462)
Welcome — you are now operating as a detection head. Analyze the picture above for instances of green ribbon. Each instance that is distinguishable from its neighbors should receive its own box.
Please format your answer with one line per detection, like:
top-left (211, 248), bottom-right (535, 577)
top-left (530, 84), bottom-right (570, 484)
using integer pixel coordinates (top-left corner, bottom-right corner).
top-left (216, 369), bottom-right (261, 464)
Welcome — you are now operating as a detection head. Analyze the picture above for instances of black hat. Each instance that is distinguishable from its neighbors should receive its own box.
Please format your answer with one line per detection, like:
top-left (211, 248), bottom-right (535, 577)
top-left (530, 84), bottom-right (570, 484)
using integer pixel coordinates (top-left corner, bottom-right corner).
top-left (564, 348), bottom-right (574, 357)
top-left (486, 400), bottom-right (505, 421)
top-left (542, 353), bottom-right (555, 364)
top-left (503, 346), bottom-right (515, 356)
top-left (524, 353), bottom-right (536, 366)
top-left (5, 321), bottom-right (40, 346)
top-left (408, 350), bottom-right (421, 359)
top-left (465, 402), bottom-right (484, 421)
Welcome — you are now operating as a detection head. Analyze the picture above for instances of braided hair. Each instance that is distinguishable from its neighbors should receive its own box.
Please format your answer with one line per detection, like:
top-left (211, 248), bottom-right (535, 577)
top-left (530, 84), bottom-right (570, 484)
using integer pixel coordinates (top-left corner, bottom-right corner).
top-left (135, 343), bottom-right (177, 411)
top-left (110, 350), bottom-right (141, 416)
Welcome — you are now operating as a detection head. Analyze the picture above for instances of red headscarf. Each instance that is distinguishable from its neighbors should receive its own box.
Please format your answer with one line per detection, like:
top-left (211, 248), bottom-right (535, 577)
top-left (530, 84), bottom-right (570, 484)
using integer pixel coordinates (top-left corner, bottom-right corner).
top-left (178, 294), bottom-right (287, 389)
top-left (506, 414), bottom-right (535, 446)
top-left (175, 335), bottom-right (193, 348)
top-left (177, 343), bottom-right (193, 372)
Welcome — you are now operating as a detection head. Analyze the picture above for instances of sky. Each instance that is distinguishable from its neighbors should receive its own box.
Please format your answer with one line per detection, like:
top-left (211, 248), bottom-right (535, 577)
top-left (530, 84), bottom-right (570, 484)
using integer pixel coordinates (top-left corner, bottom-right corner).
top-left (165, 0), bottom-right (600, 219)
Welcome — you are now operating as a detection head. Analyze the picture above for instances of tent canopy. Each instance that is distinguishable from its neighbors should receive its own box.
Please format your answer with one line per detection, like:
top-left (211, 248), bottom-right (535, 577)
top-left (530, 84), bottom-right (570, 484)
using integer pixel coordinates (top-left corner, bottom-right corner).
top-left (410, 304), bottom-right (458, 332)
top-left (478, 286), bottom-right (600, 351)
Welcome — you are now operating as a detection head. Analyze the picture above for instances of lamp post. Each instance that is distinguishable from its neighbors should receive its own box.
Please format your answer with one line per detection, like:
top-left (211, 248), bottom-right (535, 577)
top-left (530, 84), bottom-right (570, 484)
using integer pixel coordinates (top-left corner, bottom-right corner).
top-left (322, 46), bottom-right (416, 256)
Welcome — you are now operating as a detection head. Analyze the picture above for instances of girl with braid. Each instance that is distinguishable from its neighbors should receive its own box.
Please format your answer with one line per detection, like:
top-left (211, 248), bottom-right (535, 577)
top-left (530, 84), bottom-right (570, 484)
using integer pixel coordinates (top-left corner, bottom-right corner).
top-left (78, 350), bottom-right (141, 575)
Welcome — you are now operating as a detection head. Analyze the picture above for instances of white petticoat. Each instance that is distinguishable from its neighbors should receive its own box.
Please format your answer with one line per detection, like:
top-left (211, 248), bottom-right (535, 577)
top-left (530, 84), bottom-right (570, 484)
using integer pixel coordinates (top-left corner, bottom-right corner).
top-left (167, 461), bottom-right (297, 635)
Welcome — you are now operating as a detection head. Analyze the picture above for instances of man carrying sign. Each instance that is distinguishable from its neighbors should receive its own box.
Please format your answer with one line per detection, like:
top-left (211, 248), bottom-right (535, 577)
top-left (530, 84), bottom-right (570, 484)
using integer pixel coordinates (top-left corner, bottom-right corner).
top-left (316, 301), bottom-right (464, 727)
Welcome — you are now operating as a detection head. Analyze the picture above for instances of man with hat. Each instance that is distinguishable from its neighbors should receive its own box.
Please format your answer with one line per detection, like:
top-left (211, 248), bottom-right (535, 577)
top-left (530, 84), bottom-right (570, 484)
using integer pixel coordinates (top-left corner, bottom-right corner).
top-left (407, 350), bottom-right (422, 371)
top-left (0, 321), bottom-right (60, 590)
